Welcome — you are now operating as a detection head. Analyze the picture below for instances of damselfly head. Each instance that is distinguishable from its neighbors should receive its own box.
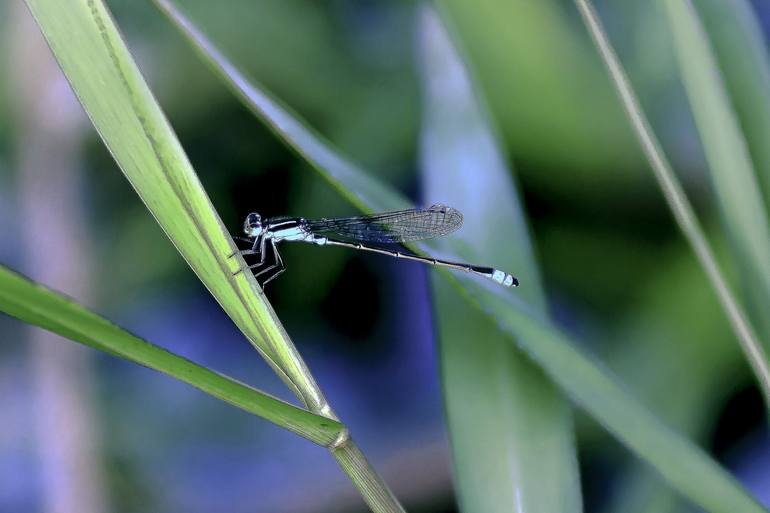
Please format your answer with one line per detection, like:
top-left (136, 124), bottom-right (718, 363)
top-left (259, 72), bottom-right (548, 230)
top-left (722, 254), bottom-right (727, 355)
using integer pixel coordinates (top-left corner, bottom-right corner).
top-left (243, 212), bottom-right (263, 237)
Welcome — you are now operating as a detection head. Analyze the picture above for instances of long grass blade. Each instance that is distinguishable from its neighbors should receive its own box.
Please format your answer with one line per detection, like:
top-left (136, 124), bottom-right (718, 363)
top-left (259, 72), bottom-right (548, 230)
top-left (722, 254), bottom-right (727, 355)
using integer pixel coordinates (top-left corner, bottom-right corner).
top-left (661, 0), bottom-right (770, 355)
top-left (694, 0), bottom-right (770, 207)
top-left (152, 2), bottom-right (768, 510)
top-left (572, 0), bottom-right (770, 406)
top-left (0, 265), bottom-right (344, 446)
top-left (418, 7), bottom-right (581, 512)
top-left (431, 0), bottom-right (641, 175)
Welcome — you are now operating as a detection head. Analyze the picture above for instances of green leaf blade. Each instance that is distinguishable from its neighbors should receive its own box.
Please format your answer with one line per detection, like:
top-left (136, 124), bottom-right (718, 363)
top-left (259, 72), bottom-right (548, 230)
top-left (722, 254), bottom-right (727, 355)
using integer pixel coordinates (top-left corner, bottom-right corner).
top-left (471, 286), bottom-right (766, 513)
top-left (662, 0), bottom-right (770, 346)
top-left (694, 0), bottom-right (770, 207)
top-left (23, 0), bottom-right (331, 411)
top-left (572, 0), bottom-right (770, 405)
top-left (418, 7), bottom-right (581, 512)
top-left (432, 281), bottom-right (582, 512)
top-left (666, 2), bottom-right (770, 348)
top-left (0, 265), bottom-right (344, 446)
top-left (151, 0), bottom-right (407, 216)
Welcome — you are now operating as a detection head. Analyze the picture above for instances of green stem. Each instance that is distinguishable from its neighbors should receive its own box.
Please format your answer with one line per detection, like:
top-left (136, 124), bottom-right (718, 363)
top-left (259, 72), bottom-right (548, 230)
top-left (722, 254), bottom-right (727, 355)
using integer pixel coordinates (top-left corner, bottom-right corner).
top-left (331, 436), bottom-right (406, 513)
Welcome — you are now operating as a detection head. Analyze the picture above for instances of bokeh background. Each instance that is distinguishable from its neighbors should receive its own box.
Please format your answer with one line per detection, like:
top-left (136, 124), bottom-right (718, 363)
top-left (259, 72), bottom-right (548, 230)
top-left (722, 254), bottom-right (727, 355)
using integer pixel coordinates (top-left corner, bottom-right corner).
top-left (1, 0), bottom-right (769, 512)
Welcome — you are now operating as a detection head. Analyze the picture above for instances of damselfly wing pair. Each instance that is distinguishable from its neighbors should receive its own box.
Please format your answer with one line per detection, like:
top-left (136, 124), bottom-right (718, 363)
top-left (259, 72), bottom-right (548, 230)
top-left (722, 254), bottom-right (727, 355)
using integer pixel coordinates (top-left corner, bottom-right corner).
top-left (231, 204), bottom-right (518, 288)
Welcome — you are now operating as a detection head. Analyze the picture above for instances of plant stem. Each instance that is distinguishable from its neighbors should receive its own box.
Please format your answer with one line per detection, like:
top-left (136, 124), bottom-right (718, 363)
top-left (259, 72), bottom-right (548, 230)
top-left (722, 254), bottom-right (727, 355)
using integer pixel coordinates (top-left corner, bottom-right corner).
top-left (246, 301), bottom-right (404, 512)
top-left (331, 434), bottom-right (406, 513)
top-left (572, 0), bottom-right (770, 406)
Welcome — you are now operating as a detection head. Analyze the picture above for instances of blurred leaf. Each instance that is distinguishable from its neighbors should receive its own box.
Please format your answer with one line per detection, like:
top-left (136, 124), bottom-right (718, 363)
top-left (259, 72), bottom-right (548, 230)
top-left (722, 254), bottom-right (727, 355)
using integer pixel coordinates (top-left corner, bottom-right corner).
top-left (418, 7), bottom-right (581, 512)
top-left (436, 0), bottom-right (640, 181)
top-left (154, 2), bottom-right (768, 511)
top-left (602, 240), bottom-right (743, 513)
top-left (604, 467), bottom-right (681, 513)
top-left (169, 0), bottom-right (360, 117)
top-left (165, 0), bottom-right (417, 175)
top-left (464, 280), bottom-right (765, 513)
top-left (0, 265), bottom-right (344, 446)
top-left (661, 0), bottom-right (770, 350)
top-left (694, 0), bottom-right (770, 208)
top-left (572, 0), bottom-right (770, 406)
top-left (152, 0), bottom-right (407, 216)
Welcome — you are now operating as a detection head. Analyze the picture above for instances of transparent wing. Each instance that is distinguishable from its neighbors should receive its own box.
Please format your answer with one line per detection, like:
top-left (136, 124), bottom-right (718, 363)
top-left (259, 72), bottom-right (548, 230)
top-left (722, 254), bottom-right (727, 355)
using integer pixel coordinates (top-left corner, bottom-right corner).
top-left (306, 204), bottom-right (463, 243)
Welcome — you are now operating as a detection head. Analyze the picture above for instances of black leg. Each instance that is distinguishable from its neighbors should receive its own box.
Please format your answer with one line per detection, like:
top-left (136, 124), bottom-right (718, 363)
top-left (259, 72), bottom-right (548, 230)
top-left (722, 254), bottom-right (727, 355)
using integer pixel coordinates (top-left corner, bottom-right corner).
top-left (261, 264), bottom-right (285, 286)
top-left (261, 241), bottom-right (286, 286)
top-left (254, 241), bottom-right (281, 287)
top-left (229, 236), bottom-right (258, 258)
top-left (233, 236), bottom-right (266, 276)
top-left (254, 241), bottom-right (277, 276)
top-left (234, 236), bottom-right (256, 245)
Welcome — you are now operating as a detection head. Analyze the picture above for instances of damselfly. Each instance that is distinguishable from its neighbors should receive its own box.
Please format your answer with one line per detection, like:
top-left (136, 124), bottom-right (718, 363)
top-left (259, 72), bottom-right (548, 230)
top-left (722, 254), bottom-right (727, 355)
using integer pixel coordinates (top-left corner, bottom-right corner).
top-left (231, 204), bottom-right (518, 288)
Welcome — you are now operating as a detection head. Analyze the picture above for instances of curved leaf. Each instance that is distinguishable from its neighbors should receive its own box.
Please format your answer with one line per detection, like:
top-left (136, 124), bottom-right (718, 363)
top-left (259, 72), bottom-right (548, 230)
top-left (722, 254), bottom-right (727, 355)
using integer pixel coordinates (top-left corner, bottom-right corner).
top-left (418, 7), bottom-right (581, 512)
top-left (151, 0), bottom-right (406, 216)
top-left (572, 0), bottom-right (770, 406)
top-left (694, 0), bottom-right (770, 211)
top-left (662, 0), bottom-right (770, 352)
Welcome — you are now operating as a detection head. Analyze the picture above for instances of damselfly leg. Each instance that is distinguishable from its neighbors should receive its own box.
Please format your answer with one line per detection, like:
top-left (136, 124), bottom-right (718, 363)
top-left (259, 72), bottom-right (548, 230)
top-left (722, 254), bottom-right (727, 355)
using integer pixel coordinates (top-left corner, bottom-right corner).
top-left (256, 240), bottom-right (285, 286)
top-left (228, 237), bottom-right (256, 261)
top-left (231, 236), bottom-right (286, 287)
top-left (232, 235), bottom-right (266, 276)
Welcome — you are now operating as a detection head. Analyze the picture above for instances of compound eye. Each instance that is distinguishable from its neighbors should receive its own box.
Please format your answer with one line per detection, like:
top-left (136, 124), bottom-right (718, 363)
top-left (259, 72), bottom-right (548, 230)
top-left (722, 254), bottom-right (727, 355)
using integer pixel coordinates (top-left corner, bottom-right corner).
top-left (244, 213), bottom-right (263, 235)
